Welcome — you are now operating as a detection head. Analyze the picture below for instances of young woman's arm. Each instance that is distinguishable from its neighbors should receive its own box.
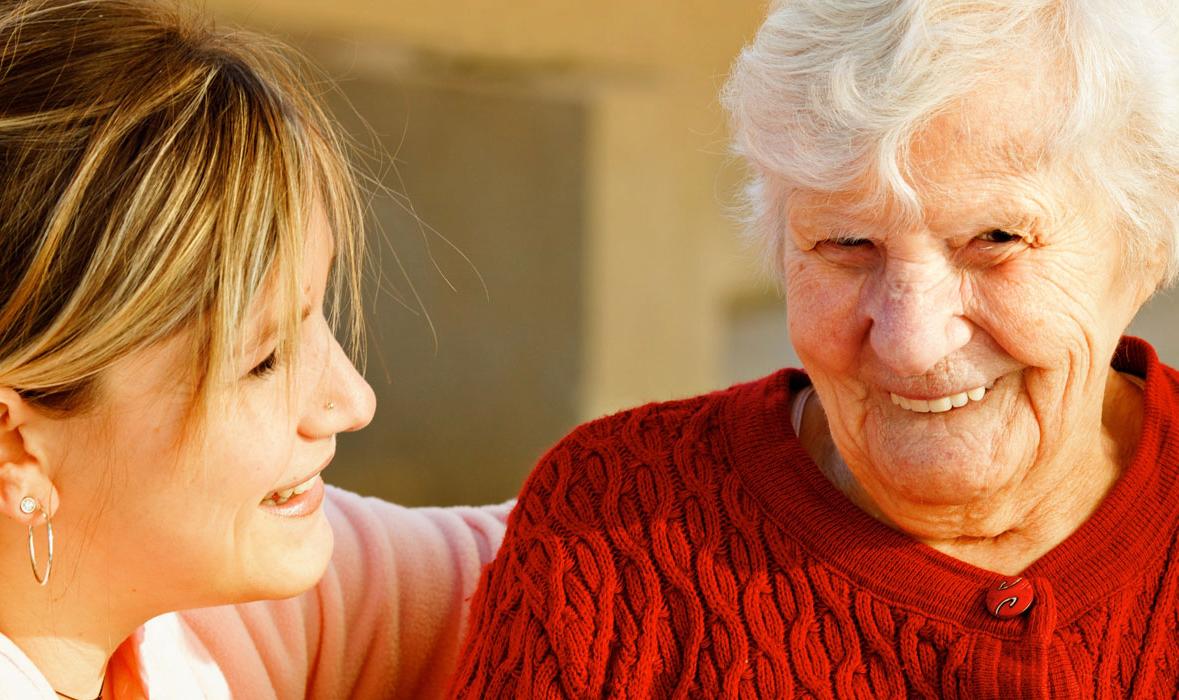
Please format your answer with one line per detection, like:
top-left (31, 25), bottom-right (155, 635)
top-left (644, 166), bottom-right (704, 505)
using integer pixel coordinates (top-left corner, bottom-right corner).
top-left (180, 487), bottom-right (511, 699)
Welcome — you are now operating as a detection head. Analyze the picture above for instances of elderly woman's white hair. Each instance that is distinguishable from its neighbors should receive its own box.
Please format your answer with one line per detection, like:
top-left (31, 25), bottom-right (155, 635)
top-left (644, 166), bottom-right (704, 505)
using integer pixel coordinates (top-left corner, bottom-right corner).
top-left (723, 0), bottom-right (1179, 287)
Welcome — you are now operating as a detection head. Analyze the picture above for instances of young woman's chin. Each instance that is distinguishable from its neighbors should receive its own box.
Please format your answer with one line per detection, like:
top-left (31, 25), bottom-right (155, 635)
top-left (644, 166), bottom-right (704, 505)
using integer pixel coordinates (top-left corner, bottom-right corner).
top-left (235, 508), bottom-right (335, 602)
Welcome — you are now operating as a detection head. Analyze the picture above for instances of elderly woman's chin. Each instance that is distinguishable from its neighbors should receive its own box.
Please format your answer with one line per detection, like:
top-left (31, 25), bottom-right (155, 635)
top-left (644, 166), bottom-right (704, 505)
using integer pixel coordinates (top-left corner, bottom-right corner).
top-left (867, 435), bottom-right (1027, 507)
top-left (856, 391), bottom-right (1037, 509)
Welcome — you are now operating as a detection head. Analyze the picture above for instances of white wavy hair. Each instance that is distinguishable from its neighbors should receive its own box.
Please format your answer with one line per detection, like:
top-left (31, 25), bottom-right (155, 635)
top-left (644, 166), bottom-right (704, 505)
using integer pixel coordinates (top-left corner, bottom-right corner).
top-left (723, 0), bottom-right (1179, 288)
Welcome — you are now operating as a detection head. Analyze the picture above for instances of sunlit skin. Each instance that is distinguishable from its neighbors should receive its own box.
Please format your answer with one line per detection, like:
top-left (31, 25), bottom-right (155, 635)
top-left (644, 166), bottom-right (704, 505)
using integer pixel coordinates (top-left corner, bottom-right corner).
top-left (787, 68), bottom-right (1163, 576)
top-left (0, 211), bottom-right (375, 697)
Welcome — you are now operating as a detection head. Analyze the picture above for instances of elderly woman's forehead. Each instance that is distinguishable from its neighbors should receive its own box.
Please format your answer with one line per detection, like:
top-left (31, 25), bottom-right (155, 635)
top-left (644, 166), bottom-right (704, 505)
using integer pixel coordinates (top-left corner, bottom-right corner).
top-left (926, 42), bottom-right (1070, 164)
top-left (914, 92), bottom-right (1060, 175)
top-left (790, 87), bottom-right (1065, 221)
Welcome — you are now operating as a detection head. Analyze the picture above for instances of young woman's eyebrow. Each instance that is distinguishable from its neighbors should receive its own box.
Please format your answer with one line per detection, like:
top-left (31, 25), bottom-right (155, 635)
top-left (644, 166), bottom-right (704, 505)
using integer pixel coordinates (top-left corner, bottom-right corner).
top-left (254, 303), bottom-right (314, 350)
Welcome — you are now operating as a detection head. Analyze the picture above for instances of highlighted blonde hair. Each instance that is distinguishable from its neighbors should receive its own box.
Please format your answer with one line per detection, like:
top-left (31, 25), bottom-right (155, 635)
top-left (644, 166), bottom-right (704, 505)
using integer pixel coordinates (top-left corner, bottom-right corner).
top-left (723, 0), bottom-right (1179, 287)
top-left (0, 0), bottom-right (364, 416)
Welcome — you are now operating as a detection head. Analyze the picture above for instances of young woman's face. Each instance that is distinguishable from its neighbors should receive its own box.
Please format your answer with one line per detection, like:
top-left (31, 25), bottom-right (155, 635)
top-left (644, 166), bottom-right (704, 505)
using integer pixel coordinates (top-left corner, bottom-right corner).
top-left (40, 212), bottom-right (375, 614)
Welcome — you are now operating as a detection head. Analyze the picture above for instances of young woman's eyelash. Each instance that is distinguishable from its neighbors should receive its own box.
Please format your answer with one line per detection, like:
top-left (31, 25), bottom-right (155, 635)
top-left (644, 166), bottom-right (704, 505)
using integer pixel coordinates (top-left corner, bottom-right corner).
top-left (249, 351), bottom-right (278, 378)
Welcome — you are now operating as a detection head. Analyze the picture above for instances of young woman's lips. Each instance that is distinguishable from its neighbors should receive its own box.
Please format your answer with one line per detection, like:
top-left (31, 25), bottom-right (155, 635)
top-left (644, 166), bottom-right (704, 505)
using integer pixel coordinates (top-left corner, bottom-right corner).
top-left (259, 475), bottom-right (325, 518)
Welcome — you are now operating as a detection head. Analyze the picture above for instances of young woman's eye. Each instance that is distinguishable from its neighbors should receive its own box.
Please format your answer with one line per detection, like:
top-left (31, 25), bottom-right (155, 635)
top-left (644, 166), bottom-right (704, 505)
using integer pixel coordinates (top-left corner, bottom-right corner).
top-left (977, 229), bottom-right (1021, 244)
top-left (248, 351), bottom-right (278, 378)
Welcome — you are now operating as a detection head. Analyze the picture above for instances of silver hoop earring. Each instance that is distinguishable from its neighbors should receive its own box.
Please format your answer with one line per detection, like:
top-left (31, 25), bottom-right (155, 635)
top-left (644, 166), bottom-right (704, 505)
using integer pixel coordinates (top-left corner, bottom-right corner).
top-left (24, 498), bottom-right (53, 587)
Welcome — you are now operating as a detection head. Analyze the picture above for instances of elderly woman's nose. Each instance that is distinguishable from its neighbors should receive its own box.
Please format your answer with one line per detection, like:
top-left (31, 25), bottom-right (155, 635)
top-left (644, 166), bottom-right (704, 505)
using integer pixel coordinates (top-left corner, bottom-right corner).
top-left (864, 266), bottom-right (973, 377)
top-left (301, 338), bottom-right (376, 438)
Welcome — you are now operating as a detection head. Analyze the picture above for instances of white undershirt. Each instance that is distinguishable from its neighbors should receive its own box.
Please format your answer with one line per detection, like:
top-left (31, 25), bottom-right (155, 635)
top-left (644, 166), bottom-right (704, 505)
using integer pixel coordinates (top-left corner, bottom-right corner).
top-left (789, 385), bottom-right (814, 437)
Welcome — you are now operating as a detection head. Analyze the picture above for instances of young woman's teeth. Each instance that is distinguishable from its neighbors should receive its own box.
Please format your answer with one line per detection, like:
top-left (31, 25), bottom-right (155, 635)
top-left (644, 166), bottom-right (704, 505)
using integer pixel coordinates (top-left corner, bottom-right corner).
top-left (890, 381), bottom-right (994, 414)
top-left (261, 475), bottom-right (318, 506)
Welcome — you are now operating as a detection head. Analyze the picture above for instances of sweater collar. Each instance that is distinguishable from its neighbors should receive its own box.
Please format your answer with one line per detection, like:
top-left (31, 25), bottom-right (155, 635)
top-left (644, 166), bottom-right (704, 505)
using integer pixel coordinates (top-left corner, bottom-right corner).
top-left (724, 335), bottom-right (1179, 634)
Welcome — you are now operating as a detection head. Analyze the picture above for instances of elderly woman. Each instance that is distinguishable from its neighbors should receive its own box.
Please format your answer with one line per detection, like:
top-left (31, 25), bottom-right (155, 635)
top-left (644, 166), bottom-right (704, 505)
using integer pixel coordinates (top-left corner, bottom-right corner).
top-left (0, 2), bottom-right (509, 698)
top-left (452, 1), bottom-right (1179, 697)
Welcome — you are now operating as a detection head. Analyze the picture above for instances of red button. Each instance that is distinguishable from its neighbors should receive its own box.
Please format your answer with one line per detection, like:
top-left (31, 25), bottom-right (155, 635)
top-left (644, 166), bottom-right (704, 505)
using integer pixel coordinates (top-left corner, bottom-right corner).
top-left (986, 577), bottom-right (1034, 618)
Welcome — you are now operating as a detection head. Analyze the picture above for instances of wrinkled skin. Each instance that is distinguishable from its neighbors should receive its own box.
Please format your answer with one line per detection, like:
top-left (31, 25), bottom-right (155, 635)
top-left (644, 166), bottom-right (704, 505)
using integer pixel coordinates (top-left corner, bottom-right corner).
top-left (786, 73), bottom-right (1162, 574)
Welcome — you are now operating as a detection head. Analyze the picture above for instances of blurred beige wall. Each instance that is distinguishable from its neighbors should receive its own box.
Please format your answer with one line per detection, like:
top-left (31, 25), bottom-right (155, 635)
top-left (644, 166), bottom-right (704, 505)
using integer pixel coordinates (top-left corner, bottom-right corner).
top-left (202, 0), bottom-right (778, 506)
top-left (205, 0), bottom-right (1179, 506)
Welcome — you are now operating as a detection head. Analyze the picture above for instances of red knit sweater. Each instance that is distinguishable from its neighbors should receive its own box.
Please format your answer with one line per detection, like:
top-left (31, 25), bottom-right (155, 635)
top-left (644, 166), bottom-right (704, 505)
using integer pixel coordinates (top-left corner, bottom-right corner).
top-left (451, 337), bottom-right (1179, 699)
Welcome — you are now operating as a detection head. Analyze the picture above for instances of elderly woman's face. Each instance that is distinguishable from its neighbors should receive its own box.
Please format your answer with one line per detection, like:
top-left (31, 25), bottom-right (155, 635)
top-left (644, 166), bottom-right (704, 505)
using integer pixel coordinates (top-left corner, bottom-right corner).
top-left (783, 92), bottom-right (1157, 518)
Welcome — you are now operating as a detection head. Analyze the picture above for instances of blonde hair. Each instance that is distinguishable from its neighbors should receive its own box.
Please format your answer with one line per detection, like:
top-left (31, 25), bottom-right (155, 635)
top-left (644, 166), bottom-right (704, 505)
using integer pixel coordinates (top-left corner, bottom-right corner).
top-left (723, 0), bottom-right (1179, 287)
top-left (0, 0), bottom-right (364, 417)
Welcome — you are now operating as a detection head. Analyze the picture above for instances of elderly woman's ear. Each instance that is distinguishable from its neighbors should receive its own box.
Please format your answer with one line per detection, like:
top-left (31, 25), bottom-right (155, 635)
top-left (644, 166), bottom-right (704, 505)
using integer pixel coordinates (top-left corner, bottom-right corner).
top-left (1127, 238), bottom-right (1170, 309)
top-left (0, 388), bottom-right (58, 525)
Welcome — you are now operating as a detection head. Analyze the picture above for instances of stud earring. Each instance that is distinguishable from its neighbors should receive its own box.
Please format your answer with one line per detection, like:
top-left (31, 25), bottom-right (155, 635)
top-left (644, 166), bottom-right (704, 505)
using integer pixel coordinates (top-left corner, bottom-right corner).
top-left (324, 400), bottom-right (335, 411)
top-left (23, 497), bottom-right (53, 586)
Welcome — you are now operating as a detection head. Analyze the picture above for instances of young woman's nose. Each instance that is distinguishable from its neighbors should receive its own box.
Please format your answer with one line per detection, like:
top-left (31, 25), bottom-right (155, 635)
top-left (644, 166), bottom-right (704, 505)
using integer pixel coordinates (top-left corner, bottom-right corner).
top-left (863, 260), bottom-right (973, 377)
top-left (300, 337), bottom-right (376, 438)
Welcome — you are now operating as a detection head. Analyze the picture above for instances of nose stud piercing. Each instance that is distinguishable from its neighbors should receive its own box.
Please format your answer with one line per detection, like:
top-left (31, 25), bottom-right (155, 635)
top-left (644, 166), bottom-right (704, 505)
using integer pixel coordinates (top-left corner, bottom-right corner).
top-left (325, 400), bottom-right (335, 411)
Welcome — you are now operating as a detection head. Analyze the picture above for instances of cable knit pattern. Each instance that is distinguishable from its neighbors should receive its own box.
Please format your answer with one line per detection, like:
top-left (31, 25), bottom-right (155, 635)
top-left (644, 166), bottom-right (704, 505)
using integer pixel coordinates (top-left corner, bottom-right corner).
top-left (451, 337), bottom-right (1179, 699)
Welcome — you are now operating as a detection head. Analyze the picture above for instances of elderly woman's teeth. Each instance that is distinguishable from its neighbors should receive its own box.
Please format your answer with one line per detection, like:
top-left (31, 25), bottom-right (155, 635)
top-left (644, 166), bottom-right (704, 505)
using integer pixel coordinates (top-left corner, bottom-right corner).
top-left (890, 385), bottom-right (990, 414)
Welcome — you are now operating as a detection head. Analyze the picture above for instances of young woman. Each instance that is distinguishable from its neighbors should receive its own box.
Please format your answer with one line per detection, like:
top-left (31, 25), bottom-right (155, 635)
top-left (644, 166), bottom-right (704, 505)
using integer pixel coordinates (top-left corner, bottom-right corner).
top-left (0, 1), bottom-right (508, 698)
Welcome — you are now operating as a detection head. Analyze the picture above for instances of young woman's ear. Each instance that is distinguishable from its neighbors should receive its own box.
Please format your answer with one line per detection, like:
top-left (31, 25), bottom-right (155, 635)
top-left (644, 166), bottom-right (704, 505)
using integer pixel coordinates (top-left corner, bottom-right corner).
top-left (0, 388), bottom-right (59, 524)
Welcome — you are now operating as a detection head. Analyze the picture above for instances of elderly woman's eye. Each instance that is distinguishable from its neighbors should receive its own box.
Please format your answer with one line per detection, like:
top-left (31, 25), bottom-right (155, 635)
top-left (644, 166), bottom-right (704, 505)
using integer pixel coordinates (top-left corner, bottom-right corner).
top-left (813, 235), bottom-right (877, 265)
top-left (977, 229), bottom-right (1021, 244)
top-left (829, 236), bottom-right (873, 248)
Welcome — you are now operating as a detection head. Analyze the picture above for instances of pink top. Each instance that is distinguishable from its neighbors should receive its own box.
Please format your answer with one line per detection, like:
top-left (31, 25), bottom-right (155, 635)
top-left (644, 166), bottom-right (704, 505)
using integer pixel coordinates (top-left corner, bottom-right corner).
top-left (0, 486), bottom-right (511, 699)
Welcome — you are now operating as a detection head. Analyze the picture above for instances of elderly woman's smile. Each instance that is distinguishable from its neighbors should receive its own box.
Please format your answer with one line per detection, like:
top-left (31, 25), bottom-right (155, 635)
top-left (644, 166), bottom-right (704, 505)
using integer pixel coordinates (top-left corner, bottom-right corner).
top-left (888, 379), bottom-right (994, 412)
